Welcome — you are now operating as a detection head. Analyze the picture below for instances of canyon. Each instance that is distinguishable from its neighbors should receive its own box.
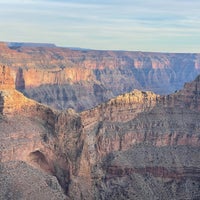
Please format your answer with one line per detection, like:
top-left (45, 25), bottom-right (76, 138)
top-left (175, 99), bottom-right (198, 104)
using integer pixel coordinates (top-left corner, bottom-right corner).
top-left (0, 42), bottom-right (200, 111)
top-left (0, 64), bottom-right (200, 199)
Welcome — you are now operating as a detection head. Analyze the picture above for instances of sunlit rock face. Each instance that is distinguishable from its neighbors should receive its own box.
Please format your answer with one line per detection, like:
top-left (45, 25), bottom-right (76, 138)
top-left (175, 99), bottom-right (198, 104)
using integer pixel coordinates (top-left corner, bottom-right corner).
top-left (0, 64), bottom-right (200, 199)
top-left (0, 65), bottom-right (15, 90)
top-left (79, 75), bottom-right (200, 200)
top-left (1, 42), bottom-right (200, 111)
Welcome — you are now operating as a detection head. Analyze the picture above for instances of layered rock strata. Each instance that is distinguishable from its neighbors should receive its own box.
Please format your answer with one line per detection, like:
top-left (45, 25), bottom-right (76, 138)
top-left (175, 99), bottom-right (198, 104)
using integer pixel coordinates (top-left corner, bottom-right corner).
top-left (80, 74), bottom-right (200, 199)
top-left (1, 42), bottom-right (200, 111)
top-left (0, 64), bottom-right (200, 199)
top-left (0, 65), bottom-right (81, 199)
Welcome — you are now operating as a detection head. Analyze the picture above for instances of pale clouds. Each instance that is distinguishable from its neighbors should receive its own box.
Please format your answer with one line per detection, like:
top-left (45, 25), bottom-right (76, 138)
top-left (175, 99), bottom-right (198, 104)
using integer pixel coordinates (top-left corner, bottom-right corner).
top-left (0, 0), bottom-right (200, 52)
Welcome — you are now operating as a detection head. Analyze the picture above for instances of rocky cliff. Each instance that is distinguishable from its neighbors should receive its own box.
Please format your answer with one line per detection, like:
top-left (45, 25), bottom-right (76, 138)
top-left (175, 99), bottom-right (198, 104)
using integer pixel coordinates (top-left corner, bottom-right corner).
top-left (0, 64), bottom-right (200, 199)
top-left (80, 73), bottom-right (200, 199)
top-left (1, 42), bottom-right (200, 111)
top-left (0, 65), bottom-right (80, 199)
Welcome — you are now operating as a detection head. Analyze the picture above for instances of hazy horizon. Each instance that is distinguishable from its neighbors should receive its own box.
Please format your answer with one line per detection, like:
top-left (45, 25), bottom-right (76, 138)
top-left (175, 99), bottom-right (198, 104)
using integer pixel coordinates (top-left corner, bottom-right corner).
top-left (1, 0), bottom-right (200, 53)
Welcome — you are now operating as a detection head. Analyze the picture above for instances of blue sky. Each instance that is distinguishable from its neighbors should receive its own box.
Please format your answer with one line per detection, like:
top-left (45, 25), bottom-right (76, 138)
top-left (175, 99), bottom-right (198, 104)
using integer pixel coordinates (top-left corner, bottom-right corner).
top-left (0, 0), bottom-right (200, 52)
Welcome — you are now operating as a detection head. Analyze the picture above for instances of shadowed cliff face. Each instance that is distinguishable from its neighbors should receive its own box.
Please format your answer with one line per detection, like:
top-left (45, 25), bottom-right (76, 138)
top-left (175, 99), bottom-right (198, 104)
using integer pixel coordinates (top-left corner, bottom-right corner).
top-left (0, 42), bottom-right (200, 111)
top-left (1, 64), bottom-right (200, 199)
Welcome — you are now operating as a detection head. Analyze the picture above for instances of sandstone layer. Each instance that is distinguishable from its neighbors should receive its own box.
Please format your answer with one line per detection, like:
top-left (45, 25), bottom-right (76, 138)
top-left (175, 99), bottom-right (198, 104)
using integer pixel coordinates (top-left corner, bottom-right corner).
top-left (0, 64), bottom-right (200, 199)
top-left (80, 74), bottom-right (200, 199)
top-left (1, 42), bottom-right (200, 111)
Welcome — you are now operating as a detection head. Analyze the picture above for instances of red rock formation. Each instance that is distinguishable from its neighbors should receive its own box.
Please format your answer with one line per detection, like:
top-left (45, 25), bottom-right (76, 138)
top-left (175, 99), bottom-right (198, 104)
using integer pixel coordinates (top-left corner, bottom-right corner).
top-left (81, 89), bottom-right (158, 125)
top-left (0, 65), bottom-right (15, 89)
top-left (106, 165), bottom-right (200, 180)
top-left (14, 67), bottom-right (95, 88)
top-left (1, 64), bottom-right (200, 199)
top-left (79, 75), bottom-right (200, 199)
top-left (1, 42), bottom-right (200, 111)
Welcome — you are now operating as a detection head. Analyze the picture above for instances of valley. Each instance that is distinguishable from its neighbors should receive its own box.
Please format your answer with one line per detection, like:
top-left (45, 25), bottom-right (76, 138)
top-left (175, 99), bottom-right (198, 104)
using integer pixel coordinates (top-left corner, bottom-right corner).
top-left (0, 64), bottom-right (200, 199)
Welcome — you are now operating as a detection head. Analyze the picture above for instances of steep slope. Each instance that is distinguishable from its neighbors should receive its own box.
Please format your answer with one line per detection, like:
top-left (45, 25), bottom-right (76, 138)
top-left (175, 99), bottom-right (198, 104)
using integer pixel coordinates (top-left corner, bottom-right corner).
top-left (1, 42), bottom-right (200, 111)
top-left (80, 75), bottom-right (200, 199)
top-left (0, 65), bottom-right (85, 199)
top-left (1, 64), bottom-right (200, 199)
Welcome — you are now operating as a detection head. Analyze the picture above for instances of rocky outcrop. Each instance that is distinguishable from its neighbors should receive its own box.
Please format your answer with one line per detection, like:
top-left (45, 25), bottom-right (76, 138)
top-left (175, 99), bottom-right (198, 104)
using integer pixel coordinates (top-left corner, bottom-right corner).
top-left (0, 42), bottom-right (200, 111)
top-left (15, 67), bottom-right (95, 88)
top-left (80, 75), bottom-right (200, 199)
top-left (0, 65), bottom-right (15, 90)
top-left (1, 64), bottom-right (200, 199)
top-left (81, 90), bottom-right (158, 125)
top-left (97, 146), bottom-right (200, 200)
top-left (0, 161), bottom-right (67, 200)
top-left (0, 65), bottom-right (92, 199)
top-left (81, 74), bottom-right (200, 157)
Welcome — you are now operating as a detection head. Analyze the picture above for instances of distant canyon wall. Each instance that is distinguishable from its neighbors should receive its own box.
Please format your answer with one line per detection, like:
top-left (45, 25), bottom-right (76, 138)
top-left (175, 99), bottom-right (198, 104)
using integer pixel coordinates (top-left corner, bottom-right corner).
top-left (1, 42), bottom-right (200, 111)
